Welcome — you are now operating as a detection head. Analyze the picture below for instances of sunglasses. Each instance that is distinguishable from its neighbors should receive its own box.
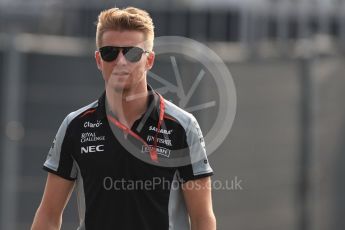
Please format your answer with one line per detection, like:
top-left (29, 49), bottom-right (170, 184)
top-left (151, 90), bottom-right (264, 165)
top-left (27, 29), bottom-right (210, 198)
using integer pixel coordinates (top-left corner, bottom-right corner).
top-left (99, 46), bottom-right (149, 63)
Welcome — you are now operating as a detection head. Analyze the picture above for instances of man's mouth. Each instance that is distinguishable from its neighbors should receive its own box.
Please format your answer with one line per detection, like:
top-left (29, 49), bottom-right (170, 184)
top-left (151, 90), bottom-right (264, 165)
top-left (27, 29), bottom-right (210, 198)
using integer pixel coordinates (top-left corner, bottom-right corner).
top-left (113, 71), bottom-right (130, 76)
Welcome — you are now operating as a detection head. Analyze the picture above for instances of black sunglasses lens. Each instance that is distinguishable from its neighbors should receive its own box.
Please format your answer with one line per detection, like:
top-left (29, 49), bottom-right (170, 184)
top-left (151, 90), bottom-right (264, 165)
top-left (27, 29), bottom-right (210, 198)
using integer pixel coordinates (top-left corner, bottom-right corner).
top-left (100, 46), bottom-right (120, 62)
top-left (123, 47), bottom-right (144, 62)
top-left (99, 46), bottom-right (145, 62)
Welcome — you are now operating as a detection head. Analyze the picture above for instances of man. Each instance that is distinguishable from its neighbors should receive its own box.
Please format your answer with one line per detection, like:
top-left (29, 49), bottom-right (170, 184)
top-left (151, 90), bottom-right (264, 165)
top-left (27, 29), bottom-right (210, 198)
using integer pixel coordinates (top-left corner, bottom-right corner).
top-left (32, 7), bottom-right (216, 230)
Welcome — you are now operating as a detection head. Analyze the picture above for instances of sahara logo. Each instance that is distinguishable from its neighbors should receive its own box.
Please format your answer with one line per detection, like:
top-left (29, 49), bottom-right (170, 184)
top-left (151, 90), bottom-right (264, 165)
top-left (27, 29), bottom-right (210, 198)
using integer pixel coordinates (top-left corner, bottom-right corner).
top-left (148, 126), bottom-right (173, 135)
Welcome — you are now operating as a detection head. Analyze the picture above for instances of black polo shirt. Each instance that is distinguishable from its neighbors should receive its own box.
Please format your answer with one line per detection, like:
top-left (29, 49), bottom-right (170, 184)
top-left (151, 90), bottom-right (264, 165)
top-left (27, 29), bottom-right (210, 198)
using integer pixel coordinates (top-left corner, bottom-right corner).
top-left (43, 85), bottom-right (213, 230)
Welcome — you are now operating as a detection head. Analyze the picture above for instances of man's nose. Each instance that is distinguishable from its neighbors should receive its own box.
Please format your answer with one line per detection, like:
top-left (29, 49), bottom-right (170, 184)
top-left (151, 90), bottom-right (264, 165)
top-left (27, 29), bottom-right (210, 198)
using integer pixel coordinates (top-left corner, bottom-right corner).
top-left (115, 50), bottom-right (128, 65)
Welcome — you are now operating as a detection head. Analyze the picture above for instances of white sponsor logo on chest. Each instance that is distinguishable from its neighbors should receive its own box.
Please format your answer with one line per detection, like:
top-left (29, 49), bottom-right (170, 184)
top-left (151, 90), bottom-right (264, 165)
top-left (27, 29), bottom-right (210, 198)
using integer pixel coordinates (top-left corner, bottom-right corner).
top-left (141, 145), bottom-right (171, 158)
top-left (84, 120), bottom-right (102, 128)
top-left (81, 132), bottom-right (105, 143)
top-left (81, 145), bottom-right (104, 154)
top-left (146, 135), bottom-right (172, 146)
top-left (148, 126), bottom-right (173, 135)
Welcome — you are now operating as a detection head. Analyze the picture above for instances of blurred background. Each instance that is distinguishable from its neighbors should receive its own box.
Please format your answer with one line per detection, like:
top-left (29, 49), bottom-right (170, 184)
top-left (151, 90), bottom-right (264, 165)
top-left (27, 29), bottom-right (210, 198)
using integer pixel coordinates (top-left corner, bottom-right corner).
top-left (1, 0), bottom-right (345, 229)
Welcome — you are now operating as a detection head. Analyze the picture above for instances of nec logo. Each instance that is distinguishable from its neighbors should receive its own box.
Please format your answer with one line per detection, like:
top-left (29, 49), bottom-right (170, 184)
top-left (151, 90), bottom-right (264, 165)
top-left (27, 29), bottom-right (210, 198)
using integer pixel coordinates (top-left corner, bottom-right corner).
top-left (81, 145), bottom-right (104, 154)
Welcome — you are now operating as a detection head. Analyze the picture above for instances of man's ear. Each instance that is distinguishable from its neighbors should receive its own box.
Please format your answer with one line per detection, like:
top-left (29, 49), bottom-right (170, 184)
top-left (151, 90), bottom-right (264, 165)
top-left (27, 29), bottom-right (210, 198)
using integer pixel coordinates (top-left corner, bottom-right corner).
top-left (95, 50), bottom-right (102, 71)
top-left (145, 51), bottom-right (155, 70)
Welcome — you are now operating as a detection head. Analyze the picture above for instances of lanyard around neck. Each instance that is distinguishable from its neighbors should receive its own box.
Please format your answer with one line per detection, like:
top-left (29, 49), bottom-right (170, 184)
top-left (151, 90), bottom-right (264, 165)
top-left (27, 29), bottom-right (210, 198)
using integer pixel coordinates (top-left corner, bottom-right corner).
top-left (107, 93), bottom-right (165, 163)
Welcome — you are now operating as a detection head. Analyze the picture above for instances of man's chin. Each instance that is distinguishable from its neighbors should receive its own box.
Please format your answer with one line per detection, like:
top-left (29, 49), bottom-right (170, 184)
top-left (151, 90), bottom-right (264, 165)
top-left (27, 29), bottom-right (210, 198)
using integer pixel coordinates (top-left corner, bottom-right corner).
top-left (108, 83), bottom-right (130, 94)
top-left (106, 81), bottom-right (141, 95)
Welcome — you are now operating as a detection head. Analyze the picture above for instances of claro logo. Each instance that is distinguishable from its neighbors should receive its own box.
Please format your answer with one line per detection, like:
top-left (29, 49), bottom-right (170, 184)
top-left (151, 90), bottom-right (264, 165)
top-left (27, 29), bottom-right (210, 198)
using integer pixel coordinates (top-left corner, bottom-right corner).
top-left (84, 120), bottom-right (102, 128)
top-left (81, 145), bottom-right (104, 154)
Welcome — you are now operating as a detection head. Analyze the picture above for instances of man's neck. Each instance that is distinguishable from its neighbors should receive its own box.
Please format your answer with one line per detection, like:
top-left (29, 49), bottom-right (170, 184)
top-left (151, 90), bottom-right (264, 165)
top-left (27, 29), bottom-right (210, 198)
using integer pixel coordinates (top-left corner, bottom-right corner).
top-left (106, 85), bottom-right (148, 129)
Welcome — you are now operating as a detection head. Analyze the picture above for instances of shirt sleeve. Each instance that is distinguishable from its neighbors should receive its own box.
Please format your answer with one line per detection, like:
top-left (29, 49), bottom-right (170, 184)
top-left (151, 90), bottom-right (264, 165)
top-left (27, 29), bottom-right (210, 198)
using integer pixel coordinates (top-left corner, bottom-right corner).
top-left (178, 115), bottom-right (214, 183)
top-left (43, 115), bottom-right (77, 180)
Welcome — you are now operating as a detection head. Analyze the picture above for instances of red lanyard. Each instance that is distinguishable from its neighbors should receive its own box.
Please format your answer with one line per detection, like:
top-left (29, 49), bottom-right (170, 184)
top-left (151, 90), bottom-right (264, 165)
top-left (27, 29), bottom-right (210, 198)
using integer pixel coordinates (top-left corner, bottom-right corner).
top-left (107, 94), bottom-right (165, 163)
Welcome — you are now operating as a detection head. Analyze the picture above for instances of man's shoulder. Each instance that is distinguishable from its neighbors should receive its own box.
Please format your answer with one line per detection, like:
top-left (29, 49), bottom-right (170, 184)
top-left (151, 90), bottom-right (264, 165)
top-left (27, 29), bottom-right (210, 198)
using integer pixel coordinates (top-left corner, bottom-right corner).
top-left (163, 99), bottom-right (196, 131)
top-left (63, 100), bottom-right (99, 127)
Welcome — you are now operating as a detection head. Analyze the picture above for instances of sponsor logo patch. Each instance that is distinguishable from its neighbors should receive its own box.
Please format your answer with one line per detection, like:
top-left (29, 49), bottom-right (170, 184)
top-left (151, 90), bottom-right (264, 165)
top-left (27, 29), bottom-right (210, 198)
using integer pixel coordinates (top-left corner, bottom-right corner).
top-left (146, 135), bottom-right (172, 146)
top-left (81, 145), bottom-right (104, 154)
top-left (148, 126), bottom-right (173, 135)
top-left (81, 132), bottom-right (105, 143)
top-left (193, 120), bottom-right (206, 151)
top-left (141, 145), bottom-right (171, 158)
top-left (84, 120), bottom-right (102, 128)
top-left (50, 137), bottom-right (56, 150)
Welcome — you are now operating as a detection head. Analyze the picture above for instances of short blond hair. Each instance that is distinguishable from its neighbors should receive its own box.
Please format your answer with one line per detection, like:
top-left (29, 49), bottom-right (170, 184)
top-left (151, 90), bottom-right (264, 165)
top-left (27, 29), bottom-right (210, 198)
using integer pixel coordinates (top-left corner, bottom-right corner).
top-left (96, 7), bottom-right (155, 50)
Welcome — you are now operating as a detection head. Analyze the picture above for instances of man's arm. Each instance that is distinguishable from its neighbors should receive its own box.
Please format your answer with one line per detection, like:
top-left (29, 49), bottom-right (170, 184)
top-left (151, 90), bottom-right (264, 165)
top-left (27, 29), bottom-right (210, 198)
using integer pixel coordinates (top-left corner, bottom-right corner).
top-left (182, 176), bottom-right (216, 230)
top-left (31, 173), bottom-right (75, 230)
